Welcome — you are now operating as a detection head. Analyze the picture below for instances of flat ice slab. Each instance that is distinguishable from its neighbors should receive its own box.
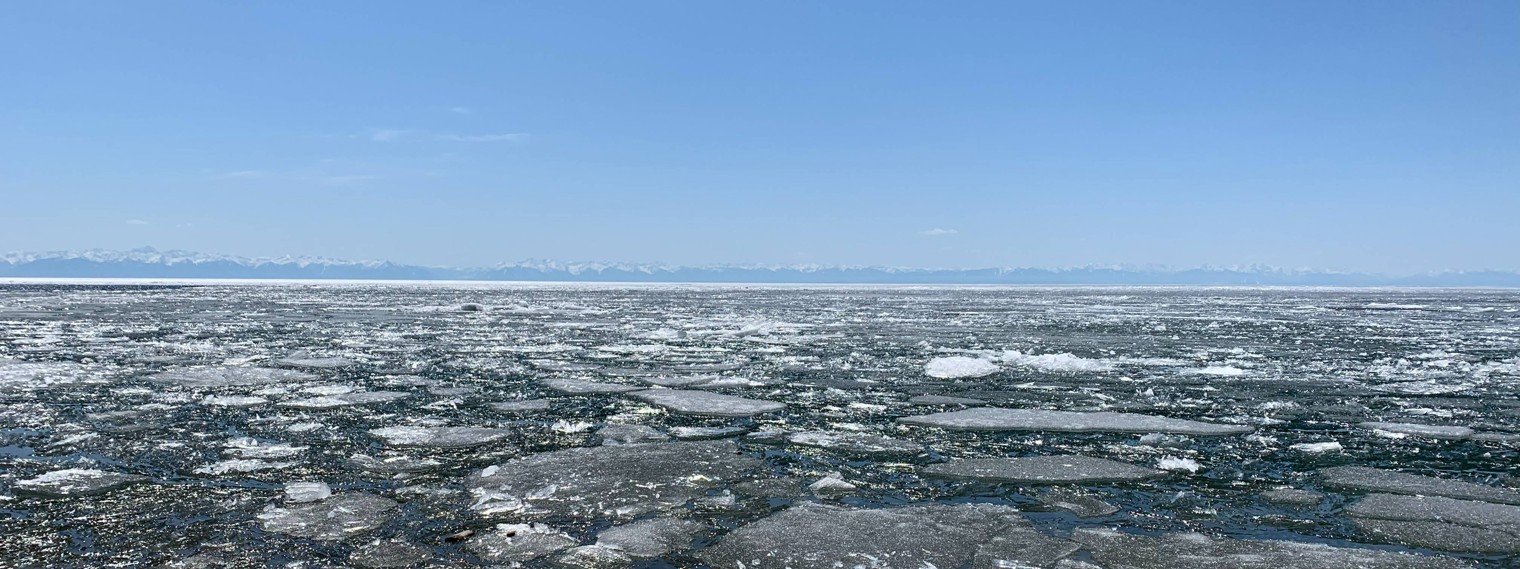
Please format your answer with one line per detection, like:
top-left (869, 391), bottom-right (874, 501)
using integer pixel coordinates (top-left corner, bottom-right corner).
top-left (629, 389), bottom-right (785, 417)
top-left (543, 378), bottom-right (643, 394)
top-left (596, 517), bottom-right (703, 558)
top-left (1348, 493), bottom-right (1520, 554)
top-left (490, 399), bottom-right (553, 413)
top-left (467, 523), bottom-right (577, 562)
top-left (908, 394), bottom-right (986, 406)
top-left (258, 493), bottom-right (398, 540)
top-left (276, 356), bottom-right (356, 369)
top-left (468, 441), bottom-right (761, 519)
top-left (786, 431), bottom-right (924, 456)
top-left (350, 538), bottom-right (432, 568)
top-left (147, 366), bottom-right (316, 387)
top-left (1320, 466), bottom-right (1520, 505)
top-left (368, 426), bottom-right (510, 448)
top-left (1360, 421), bottom-right (1475, 440)
top-left (899, 407), bottom-right (1252, 436)
top-left (700, 502), bottom-right (1078, 569)
top-left (922, 455), bottom-right (1162, 484)
top-left (15, 468), bottom-right (147, 497)
top-left (1072, 527), bottom-right (1470, 569)
top-left (1261, 488), bottom-right (1324, 506)
top-left (641, 375), bottom-right (718, 388)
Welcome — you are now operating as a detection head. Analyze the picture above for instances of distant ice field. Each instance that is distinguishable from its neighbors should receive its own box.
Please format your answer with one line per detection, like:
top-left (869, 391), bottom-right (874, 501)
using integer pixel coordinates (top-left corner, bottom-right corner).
top-left (0, 284), bottom-right (1517, 567)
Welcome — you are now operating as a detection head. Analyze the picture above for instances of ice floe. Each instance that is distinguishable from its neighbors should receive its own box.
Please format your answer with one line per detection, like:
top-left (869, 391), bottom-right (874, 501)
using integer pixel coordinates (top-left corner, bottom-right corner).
top-left (786, 430), bottom-right (924, 456)
top-left (701, 502), bottom-right (1079, 568)
top-left (14, 468), bottom-right (147, 497)
top-left (257, 493), bottom-right (398, 540)
top-left (1348, 493), bottom-right (1520, 554)
top-left (278, 391), bottom-right (410, 408)
top-left (900, 407), bottom-right (1252, 435)
top-left (467, 441), bottom-right (761, 519)
top-left (1321, 466), bottom-right (1520, 505)
top-left (367, 426), bottom-right (510, 448)
top-left (923, 455), bottom-right (1163, 484)
top-left (628, 389), bottom-right (785, 417)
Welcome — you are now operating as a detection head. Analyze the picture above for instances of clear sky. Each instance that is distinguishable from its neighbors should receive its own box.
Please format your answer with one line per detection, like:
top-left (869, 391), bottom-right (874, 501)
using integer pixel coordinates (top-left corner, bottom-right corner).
top-left (2, 1), bottom-right (1516, 272)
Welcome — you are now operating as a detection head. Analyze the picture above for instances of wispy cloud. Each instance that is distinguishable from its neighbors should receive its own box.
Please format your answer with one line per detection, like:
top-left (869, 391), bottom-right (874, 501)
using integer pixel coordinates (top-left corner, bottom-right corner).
top-left (434, 132), bottom-right (529, 143)
top-left (360, 128), bottom-right (528, 143)
top-left (447, 106), bottom-right (473, 115)
top-left (126, 219), bottom-right (150, 226)
top-left (369, 128), bottom-right (411, 142)
top-left (919, 228), bottom-right (959, 236)
top-left (214, 168), bottom-right (381, 186)
top-left (322, 174), bottom-right (382, 185)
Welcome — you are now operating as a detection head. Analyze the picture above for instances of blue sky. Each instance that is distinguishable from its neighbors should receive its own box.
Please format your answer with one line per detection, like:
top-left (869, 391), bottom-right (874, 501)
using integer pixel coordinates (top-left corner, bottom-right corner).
top-left (2, 1), bottom-right (1516, 272)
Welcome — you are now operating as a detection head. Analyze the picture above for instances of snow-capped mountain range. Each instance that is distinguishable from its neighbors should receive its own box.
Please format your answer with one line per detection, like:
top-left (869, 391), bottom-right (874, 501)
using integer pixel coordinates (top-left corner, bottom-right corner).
top-left (2, 247), bottom-right (1518, 286)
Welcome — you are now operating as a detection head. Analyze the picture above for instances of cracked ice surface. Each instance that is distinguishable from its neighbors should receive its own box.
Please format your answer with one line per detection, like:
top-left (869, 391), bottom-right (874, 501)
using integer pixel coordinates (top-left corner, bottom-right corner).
top-left (2, 284), bottom-right (1518, 568)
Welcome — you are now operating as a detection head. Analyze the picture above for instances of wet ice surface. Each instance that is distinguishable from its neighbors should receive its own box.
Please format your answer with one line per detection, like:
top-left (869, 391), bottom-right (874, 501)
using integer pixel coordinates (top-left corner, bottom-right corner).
top-left (1, 284), bottom-right (1518, 567)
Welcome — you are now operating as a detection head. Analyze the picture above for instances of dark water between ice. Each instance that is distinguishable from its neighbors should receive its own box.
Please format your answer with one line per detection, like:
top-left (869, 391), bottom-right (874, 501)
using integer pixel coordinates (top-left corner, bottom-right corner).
top-left (1, 284), bottom-right (1517, 567)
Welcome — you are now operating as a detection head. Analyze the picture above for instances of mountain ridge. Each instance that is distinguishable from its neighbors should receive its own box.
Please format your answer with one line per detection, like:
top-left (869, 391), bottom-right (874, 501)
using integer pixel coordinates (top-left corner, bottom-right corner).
top-left (2, 247), bottom-right (1518, 286)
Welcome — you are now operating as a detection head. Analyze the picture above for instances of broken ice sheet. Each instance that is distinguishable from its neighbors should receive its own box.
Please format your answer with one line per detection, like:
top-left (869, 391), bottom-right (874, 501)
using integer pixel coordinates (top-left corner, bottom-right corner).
top-left (14, 468), bottom-right (147, 497)
top-left (468, 440), bottom-right (761, 519)
top-left (367, 426), bottom-right (510, 448)
top-left (258, 493), bottom-right (398, 540)
top-left (627, 389), bottom-right (785, 417)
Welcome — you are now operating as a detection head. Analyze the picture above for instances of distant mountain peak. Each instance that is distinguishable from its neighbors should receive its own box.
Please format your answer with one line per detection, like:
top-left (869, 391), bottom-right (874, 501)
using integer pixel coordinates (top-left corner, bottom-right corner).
top-left (1, 247), bottom-right (1517, 286)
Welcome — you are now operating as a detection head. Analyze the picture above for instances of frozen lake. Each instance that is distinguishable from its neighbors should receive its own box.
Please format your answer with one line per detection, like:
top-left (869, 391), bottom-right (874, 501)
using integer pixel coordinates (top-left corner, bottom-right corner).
top-left (1, 283), bottom-right (1518, 567)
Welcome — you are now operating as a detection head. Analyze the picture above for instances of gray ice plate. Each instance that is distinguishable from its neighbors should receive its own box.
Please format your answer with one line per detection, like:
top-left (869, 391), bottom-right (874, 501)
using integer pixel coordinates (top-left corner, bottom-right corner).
top-left (899, 407), bottom-right (1252, 436)
top-left (922, 455), bottom-right (1163, 484)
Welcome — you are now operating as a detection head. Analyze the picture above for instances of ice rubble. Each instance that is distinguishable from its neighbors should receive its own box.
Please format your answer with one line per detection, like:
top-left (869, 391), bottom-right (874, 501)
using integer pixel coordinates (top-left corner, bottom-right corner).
top-left (924, 356), bottom-right (1000, 379)
top-left (201, 395), bottom-right (268, 407)
top-left (0, 359), bottom-right (95, 390)
top-left (998, 350), bottom-right (1116, 372)
top-left (257, 493), bottom-right (398, 540)
top-left (598, 423), bottom-right (671, 445)
top-left (900, 407), bottom-right (1253, 435)
top-left (278, 391), bottom-right (410, 408)
top-left (467, 440), bottom-right (762, 519)
top-left (1156, 457), bottom-right (1202, 473)
top-left (669, 425), bottom-right (751, 440)
top-left (367, 426), bottom-right (510, 448)
top-left (283, 481), bottom-right (332, 503)
top-left (195, 458), bottom-right (296, 475)
top-left (628, 389), bottom-right (785, 417)
top-left (14, 468), bottom-right (147, 497)
top-left (1261, 488), bottom-right (1324, 506)
top-left (1288, 441), bottom-right (1343, 453)
top-left (1037, 487), bottom-right (1120, 517)
top-left (275, 355), bottom-right (356, 369)
top-left (923, 455), bottom-right (1163, 484)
